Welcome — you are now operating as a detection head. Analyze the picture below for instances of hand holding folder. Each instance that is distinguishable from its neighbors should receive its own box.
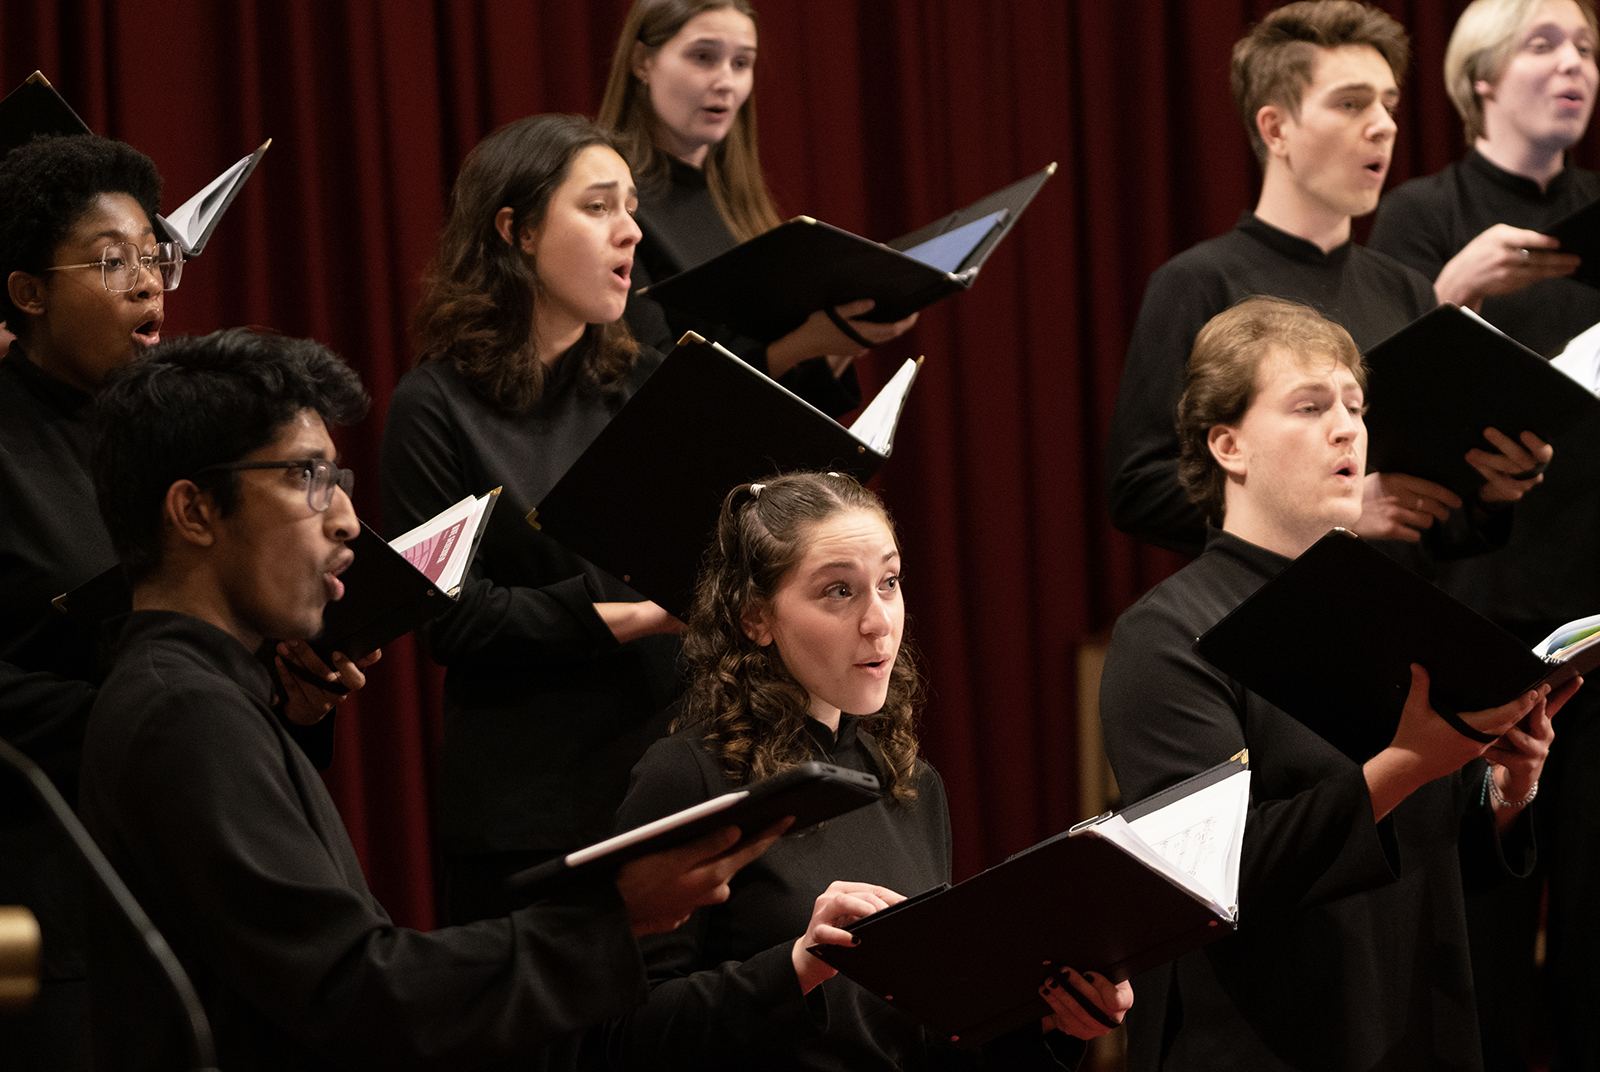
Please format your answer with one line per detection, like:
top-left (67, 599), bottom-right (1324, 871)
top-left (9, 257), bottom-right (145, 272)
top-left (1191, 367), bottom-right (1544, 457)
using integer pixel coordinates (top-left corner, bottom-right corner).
top-left (638, 166), bottom-right (1056, 344)
top-left (808, 755), bottom-right (1250, 1046)
top-left (1361, 304), bottom-right (1600, 501)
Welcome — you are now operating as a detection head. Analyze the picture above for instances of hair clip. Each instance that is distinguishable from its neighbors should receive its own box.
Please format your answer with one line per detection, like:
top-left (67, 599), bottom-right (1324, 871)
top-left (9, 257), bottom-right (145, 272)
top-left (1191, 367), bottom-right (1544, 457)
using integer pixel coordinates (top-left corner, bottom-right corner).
top-left (749, 483), bottom-right (765, 497)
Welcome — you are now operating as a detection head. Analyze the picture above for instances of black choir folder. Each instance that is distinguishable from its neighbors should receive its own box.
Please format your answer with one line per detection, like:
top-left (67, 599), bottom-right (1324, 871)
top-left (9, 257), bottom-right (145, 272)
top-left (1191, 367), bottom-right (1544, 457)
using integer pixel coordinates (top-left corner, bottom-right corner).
top-left (531, 334), bottom-right (921, 618)
top-left (0, 71), bottom-right (269, 255)
top-left (53, 490), bottom-right (499, 664)
top-left (508, 761), bottom-right (882, 896)
top-left (1362, 304), bottom-right (1600, 501)
top-left (637, 164), bottom-right (1056, 343)
top-left (1544, 194), bottom-right (1600, 289)
top-left (810, 754), bottom-right (1250, 1047)
top-left (1196, 529), bottom-right (1600, 763)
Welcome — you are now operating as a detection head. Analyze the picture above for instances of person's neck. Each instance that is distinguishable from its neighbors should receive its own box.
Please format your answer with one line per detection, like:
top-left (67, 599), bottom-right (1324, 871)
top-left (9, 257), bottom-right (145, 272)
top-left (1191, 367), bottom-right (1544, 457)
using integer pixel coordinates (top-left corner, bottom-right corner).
top-left (535, 318), bottom-right (585, 365)
top-left (21, 335), bottom-right (101, 395)
top-left (133, 571), bottom-right (264, 654)
top-left (1254, 172), bottom-right (1353, 253)
top-left (1221, 505), bottom-right (1329, 560)
top-left (807, 701), bottom-right (842, 735)
top-left (1474, 134), bottom-right (1566, 191)
top-left (655, 128), bottom-right (709, 170)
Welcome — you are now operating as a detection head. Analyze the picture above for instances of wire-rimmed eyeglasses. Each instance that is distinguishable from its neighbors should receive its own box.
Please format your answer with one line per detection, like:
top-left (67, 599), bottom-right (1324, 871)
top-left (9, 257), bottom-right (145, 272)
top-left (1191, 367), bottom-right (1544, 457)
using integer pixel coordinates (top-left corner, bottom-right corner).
top-left (193, 459), bottom-right (355, 513)
top-left (43, 242), bottom-right (184, 293)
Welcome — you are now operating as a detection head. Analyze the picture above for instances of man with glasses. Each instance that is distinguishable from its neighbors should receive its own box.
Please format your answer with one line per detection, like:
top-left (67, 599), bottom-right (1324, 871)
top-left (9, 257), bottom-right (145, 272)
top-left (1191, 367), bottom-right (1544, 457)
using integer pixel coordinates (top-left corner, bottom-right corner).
top-left (0, 133), bottom-right (363, 1069)
top-left (78, 327), bottom-right (781, 1070)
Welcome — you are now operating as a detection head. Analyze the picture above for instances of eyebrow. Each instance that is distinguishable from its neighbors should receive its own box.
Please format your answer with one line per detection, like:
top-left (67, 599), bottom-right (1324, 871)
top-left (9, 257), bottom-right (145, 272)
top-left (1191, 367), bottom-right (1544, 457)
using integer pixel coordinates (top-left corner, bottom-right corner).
top-left (84, 226), bottom-right (154, 244)
top-left (584, 180), bottom-right (639, 200)
top-left (688, 36), bottom-right (756, 51)
top-left (1323, 80), bottom-right (1398, 100)
top-left (814, 551), bottom-right (901, 571)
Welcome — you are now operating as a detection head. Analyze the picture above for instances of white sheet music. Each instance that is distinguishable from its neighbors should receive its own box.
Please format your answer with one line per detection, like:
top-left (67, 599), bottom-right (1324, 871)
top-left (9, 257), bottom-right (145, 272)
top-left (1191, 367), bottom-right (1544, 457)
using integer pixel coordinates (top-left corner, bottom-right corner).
top-left (1552, 320), bottom-right (1600, 395)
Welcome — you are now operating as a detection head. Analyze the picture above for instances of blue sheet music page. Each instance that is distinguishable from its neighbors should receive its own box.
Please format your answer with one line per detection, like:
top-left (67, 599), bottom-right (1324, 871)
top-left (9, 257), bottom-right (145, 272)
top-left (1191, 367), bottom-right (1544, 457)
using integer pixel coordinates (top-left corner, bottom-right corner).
top-left (901, 209), bottom-right (1008, 273)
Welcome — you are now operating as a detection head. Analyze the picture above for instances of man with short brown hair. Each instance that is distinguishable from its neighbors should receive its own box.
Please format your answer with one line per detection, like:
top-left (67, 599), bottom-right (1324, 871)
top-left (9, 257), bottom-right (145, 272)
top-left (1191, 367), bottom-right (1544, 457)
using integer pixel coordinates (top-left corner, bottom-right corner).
top-left (1101, 296), bottom-right (1572, 1070)
top-left (1106, 1), bottom-right (1548, 558)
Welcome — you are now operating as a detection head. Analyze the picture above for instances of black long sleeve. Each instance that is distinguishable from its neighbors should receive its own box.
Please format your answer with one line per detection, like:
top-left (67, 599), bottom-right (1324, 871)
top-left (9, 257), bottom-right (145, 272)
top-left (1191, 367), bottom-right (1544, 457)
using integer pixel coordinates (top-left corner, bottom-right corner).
top-left (626, 158), bottom-right (862, 418)
top-left (80, 612), bottom-right (647, 1072)
top-left (1098, 529), bottom-right (1514, 1072)
top-left (1105, 214), bottom-right (1438, 556)
top-left (601, 725), bottom-right (1082, 1071)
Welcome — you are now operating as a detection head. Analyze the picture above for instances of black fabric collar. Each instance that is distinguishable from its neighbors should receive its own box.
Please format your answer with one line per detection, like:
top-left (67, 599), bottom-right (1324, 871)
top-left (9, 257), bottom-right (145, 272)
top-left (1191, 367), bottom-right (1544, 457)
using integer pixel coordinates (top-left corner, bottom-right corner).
top-left (1237, 211), bottom-right (1352, 268)
top-left (1, 344), bottom-right (95, 418)
top-left (1464, 148), bottom-right (1573, 203)
top-left (802, 712), bottom-right (860, 754)
top-left (116, 609), bottom-right (275, 706)
top-left (1204, 526), bottom-right (1295, 581)
top-left (667, 155), bottom-right (710, 191)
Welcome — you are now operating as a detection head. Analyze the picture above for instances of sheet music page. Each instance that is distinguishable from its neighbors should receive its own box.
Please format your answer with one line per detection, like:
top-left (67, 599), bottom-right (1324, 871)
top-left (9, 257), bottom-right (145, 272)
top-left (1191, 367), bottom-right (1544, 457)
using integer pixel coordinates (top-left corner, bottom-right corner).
top-left (1552, 320), bottom-right (1600, 395)
top-left (848, 358), bottom-right (920, 455)
top-left (1078, 769), bottom-right (1250, 918)
top-left (1125, 771), bottom-right (1250, 916)
top-left (389, 491), bottom-right (495, 594)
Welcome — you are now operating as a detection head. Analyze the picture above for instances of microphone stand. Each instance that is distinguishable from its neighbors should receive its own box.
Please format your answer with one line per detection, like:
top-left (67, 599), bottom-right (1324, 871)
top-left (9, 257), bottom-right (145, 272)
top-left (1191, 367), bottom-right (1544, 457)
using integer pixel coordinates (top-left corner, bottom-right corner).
top-left (0, 736), bottom-right (218, 1071)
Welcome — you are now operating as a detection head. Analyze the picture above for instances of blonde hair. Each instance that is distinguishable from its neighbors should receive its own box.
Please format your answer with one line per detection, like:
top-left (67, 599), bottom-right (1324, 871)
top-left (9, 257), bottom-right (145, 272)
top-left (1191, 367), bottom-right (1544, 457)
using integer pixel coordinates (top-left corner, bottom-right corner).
top-left (597, 0), bottom-right (783, 242)
top-left (1231, 1), bottom-right (1410, 166)
top-left (1446, 0), bottom-right (1599, 143)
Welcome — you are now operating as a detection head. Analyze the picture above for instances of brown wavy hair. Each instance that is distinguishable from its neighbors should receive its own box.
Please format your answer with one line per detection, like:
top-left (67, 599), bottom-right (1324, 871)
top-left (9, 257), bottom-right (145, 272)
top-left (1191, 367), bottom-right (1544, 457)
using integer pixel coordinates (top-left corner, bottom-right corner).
top-left (1177, 297), bottom-right (1366, 526)
top-left (673, 472), bottom-right (923, 800)
top-left (597, 0), bottom-right (783, 242)
top-left (412, 114), bottom-right (639, 414)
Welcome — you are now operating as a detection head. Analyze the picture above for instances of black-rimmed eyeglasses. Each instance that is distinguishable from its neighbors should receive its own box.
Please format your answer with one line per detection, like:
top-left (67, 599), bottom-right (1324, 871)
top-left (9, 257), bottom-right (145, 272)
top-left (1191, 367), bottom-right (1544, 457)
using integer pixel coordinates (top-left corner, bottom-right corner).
top-left (43, 242), bottom-right (184, 293)
top-left (194, 459), bottom-right (355, 513)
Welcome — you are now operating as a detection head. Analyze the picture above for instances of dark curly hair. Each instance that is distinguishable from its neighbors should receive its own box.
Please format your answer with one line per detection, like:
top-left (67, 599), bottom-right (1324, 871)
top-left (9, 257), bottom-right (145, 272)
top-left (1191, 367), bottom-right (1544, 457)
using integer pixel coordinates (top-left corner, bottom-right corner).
top-left (93, 328), bottom-right (369, 585)
top-left (412, 114), bottom-right (639, 415)
top-left (0, 133), bottom-right (163, 332)
top-left (674, 472), bottom-right (923, 801)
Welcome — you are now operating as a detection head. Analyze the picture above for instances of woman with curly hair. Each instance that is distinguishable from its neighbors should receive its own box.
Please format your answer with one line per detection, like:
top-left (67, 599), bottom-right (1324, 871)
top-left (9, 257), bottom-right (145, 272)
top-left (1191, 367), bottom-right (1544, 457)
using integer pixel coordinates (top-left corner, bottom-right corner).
top-left (598, 0), bottom-right (918, 418)
top-left (381, 114), bottom-right (686, 924)
top-left (602, 471), bottom-right (1131, 1070)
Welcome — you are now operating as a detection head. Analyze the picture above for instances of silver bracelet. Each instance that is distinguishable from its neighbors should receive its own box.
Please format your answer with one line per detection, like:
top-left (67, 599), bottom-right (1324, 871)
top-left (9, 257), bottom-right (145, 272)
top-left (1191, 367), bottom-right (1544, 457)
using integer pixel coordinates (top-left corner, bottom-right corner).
top-left (1484, 766), bottom-right (1539, 808)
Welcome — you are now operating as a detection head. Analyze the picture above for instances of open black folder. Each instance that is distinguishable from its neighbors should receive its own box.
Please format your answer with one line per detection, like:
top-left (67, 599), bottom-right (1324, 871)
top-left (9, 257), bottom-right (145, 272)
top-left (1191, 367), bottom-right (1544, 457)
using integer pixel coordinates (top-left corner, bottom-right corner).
top-left (530, 334), bottom-right (920, 618)
top-left (0, 71), bottom-right (269, 255)
top-left (54, 491), bottom-right (498, 665)
top-left (508, 761), bottom-right (881, 897)
top-left (1361, 304), bottom-right (1600, 501)
top-left (1195, 529), bottom-right (1600, 763)
top-left (810, 754), bottom-right (1249, 1047)
top-left (636, 165), bottom-right (1056, 343)
top-left (1544, 194), bottom-right (1600, 289)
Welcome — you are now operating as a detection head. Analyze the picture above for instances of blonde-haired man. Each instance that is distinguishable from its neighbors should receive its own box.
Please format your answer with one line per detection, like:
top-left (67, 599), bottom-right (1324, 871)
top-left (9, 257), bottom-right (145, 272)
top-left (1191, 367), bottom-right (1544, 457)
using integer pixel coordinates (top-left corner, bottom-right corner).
top-left (1369, 4), bottom-right (1600, 1068)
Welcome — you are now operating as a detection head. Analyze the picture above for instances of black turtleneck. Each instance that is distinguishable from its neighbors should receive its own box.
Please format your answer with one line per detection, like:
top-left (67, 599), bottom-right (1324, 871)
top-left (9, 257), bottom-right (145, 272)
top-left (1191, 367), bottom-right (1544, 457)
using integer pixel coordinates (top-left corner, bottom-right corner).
top-left (1099, 528), bottom-right (1525, 1072)
top-left (602, 715), bottom-right (1083, 1070)
top-left (626, 157), bottom-right (863, 419)
top-left (1370, 151), bottom-right (1600, 630)
top-left (1105, 213), bottom-right (1438, 556)
top-left (380, 339), bottom-right (684, 860)
top-left (78, 609), bottom-right (645, 1071)
top-left (1371, 150), bottom-right (1600, 358)
top-left (0, 347), bottom-right (116, 786)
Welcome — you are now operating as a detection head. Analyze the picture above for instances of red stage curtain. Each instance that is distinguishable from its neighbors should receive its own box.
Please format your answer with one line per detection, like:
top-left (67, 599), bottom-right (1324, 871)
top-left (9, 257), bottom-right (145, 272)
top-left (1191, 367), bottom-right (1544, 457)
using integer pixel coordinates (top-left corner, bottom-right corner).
top-left (6, 0), bottom-right (1591, 929)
